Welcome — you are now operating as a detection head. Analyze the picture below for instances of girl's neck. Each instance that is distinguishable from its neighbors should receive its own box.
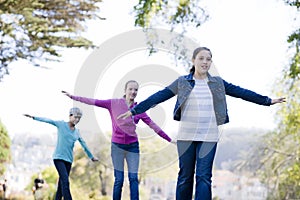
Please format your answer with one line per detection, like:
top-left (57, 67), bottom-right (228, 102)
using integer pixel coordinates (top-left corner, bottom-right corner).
top-left (193, 72), bottom-right (208, 80)
top-left (68, 122), bottom-right (75, 130)
top-left (125, 98), bottom-right (134, 107)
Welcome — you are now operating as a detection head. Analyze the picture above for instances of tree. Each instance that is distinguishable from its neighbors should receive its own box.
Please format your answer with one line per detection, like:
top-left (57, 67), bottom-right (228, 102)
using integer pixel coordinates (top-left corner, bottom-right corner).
top-left (283, 0), bottom-right (300, 79)
top-left (0, 120), bottom-right (11, 176)
top-left (234, 77), bottom-right (300, 199)
top-left (0, 0), bottom-right (211, 81)
top-left (132, 0), bottom-right (210, 63)
top-left (0, 0), bottom-right (103, 81)
top-left (235, 1), bottom-right (300, 199)
top-left (133, 0), bottom-right (300, 74)
top-left (240, 75), bottom-right (300, 199)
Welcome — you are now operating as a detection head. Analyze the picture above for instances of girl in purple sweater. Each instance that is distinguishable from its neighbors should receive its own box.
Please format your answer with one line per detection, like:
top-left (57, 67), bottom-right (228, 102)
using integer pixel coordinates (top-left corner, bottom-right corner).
top-left (62, 80), bottom-right (171, 200)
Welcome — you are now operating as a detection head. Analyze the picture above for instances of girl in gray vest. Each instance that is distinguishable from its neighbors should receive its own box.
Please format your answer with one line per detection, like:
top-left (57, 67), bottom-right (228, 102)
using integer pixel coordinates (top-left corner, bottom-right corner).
top-left (118, 47), bottom-right (285, 200)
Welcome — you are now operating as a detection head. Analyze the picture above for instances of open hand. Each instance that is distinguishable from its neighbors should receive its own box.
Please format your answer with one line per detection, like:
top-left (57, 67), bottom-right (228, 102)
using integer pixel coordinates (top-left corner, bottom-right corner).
top-left (61, 90), bottom-right (72, 98)
top-left (271, 97), bottom-right (286, 105)
top-left (170, 139), bottom-right (177, 145)
top-left (91, 157), bottom-right (99, 162)
top-left (23, 114), bottom-right (33, 118)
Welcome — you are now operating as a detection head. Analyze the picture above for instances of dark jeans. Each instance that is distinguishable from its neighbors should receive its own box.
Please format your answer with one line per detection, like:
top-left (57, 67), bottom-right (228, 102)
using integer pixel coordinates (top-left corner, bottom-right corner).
top-left (53, 159), bottom-right (72, 200)
top-left (176, 141), bottom-right (217, 200)
top-left (111, 142), bottom-right (140, 200)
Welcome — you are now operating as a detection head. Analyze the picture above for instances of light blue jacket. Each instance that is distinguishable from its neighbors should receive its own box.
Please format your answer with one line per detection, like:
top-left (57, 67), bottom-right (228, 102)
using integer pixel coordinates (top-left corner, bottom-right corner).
top-left (131, 73), bottom-right (272, 125)
top-left (33, 117), bottom-right (94, 163)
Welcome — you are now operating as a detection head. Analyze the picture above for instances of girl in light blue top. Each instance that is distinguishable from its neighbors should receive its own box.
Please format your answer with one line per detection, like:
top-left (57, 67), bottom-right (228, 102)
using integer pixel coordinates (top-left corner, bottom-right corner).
top-left (24, 107), bottom-right (98, 200)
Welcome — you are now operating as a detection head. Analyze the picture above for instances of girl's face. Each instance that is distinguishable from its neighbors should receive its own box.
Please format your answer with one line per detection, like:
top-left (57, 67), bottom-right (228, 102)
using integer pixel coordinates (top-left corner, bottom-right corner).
top-left (125, 82), bottom-right (138, 101)
top-left (192, 50), bottom-right (212, 74)
top-left (69, 115), bottom-right (81, 125)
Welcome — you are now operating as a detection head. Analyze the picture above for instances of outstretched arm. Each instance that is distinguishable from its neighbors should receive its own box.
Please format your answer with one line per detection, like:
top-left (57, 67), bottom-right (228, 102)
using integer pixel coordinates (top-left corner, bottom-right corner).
top-left (223, 79), bottom-right (286, 106)
top-left (23, 114), bottom-right (58, 126)
top-left (78, 134), bottom-right (99, 162)
top-left (62, 90), bottom-right (110, 108)
top-left (139, 113), bottom-right (172, 142)
top-left (118, 87), bottom-right (176, 119)
top-left (62, 90), bottom-right (95, 105)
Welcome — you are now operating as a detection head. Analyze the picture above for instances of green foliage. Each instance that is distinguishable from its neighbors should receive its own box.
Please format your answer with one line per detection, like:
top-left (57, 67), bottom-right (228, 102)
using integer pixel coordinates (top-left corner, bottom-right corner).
top-left (287, 42), bottom-right (300, 79)
top-left (262, 2), bottom-right (300, 197)
top-left (283, 0), bottom-right (300, 8)
top-left (232, 2), bottom-right (300, 198)
top-left (278, 163), bottom-right (300, 198)
top-left (239, 67), bottom-right (300, 199)
top-left (0, 120), bottom-right (11, 176)
top-left (134, 0), bottom-right (165, 28)
top-left (268, 77), bottom-right (300, 199)
top-left (26, 166), bottom-right (59, 200)
top-left (70, 131), bottom-right (113, 199)
top-left (133, 0), bottom-right (300, 80)
top-left (0, 0), bottom-right (103, 80)
top-left (283, 0), bottom-right (300, 79)
top-left (134, 0), bottom-right (208, 29)
top-left (133, 0), bottom-right (209, 61)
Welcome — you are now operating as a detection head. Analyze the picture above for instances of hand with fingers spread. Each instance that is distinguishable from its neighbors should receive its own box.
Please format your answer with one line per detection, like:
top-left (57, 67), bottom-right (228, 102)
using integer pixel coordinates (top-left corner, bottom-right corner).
top-left (117, 111), bottom-right (132, 120)
top-left (271, 97), bottom-right (286, 105)
top-left (23, 114), bottom-right (34, 119)
top-left (170, 139), bottom-right (177, 145)
top-left (61, 90), bottom-right (72, 98)
top-left (91, 157), bottom-right (99, 162)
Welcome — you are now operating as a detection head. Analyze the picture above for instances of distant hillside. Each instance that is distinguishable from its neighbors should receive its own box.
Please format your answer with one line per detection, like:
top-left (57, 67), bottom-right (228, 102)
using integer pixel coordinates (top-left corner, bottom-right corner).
top-left (12, 132), bottom-right (56, 146)
top-left (11, 132), bottom-right (56, 167)
top-left (214, 127), bottom-right (269, 170)
top-left (10, 127), bottom-right (269, 172)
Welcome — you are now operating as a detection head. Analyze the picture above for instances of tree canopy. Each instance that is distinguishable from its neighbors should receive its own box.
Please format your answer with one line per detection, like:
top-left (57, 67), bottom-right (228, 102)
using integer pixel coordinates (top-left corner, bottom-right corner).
top-left (133, 0), bottom-right (208, 29)
top-left (0, 0), bottom-right (103, 80)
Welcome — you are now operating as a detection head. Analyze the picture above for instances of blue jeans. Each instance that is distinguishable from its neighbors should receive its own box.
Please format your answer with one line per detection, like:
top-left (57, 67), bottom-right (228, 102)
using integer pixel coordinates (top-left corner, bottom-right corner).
top-left (53, 159), bottom-right (72, 200)
top-left (111, 142), bottom-right (140, 200)
top-left (176, 141), bottom-right (217, 200)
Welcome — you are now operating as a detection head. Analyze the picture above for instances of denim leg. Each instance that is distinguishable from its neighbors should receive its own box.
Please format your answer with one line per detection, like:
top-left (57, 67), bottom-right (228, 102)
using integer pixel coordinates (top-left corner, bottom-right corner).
top-left (194, 142), bottom-right (217, 200)
top-left (111, 143), bottom-right (125, 200)
top-left (176, 141), bottom-right (196, 200)
top-left (55, 179), bottom-right (62, 200)
top-left (113, 170), bottom-right (124, 200)
top-left (53, 159), bottom-right (72, 200)
top-left (126, 142), bottom-right (140, 200)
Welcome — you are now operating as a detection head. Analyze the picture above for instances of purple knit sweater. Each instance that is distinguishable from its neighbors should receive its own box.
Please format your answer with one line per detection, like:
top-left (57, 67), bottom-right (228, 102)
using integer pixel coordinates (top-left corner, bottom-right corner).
top-left (70, 95), bottom-right (171, 144)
